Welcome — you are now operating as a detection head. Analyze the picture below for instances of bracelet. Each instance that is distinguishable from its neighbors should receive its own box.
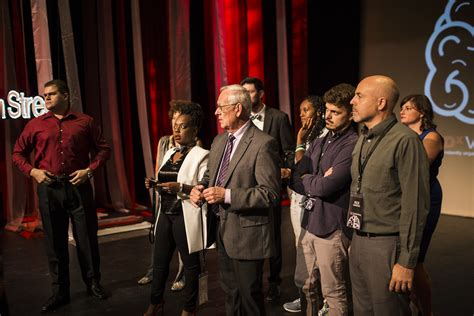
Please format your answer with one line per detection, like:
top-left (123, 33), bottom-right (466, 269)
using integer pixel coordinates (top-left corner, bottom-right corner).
top-left (295, 144), bottom-right (306, 150)
top-left (86, 168), bottom-right (94, 179)
top-left (295, 147), bottom-right (306, 153)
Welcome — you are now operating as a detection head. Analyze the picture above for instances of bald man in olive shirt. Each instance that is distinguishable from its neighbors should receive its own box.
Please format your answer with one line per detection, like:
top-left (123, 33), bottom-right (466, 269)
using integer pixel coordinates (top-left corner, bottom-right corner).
top-left (348, 75), bottom-right (429, 315)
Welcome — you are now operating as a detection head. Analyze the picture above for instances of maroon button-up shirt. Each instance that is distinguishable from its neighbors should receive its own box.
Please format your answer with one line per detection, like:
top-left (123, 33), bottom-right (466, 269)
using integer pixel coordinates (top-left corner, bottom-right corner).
top-left (12, 111), bottom-right (111, 177)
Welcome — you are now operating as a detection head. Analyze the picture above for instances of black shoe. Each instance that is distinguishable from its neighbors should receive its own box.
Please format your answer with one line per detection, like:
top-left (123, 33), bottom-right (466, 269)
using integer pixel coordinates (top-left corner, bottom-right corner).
top-left (41, 294), bottom-right (70, 313)
top-left (265, 283), bottom-right (281, 301)
top-left (87, 280), bottom-right (108, 299)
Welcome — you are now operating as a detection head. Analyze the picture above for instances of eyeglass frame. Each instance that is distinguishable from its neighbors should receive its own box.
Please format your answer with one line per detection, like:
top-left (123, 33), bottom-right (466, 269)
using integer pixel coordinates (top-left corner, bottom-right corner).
top-left (216, 102), bottom-right (239, 112)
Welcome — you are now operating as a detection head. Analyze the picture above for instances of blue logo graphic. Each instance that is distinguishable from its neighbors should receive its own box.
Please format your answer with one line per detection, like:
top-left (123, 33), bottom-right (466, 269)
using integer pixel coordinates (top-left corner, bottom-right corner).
top-left (425, 0), bottom-right (474, 124)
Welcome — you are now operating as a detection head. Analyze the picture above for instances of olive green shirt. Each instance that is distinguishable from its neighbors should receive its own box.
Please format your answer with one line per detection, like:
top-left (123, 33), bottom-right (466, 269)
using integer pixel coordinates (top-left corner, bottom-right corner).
top-left (350, 114), bottom-right (430, 268)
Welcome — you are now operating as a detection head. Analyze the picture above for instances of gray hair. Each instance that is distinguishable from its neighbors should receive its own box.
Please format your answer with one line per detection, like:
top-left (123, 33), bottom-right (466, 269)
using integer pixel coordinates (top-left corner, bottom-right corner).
top-left (220, 84), bottom-right (251, 116)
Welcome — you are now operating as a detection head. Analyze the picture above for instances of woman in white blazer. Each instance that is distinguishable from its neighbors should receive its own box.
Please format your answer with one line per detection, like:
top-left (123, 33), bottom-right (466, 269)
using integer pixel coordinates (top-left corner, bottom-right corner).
top-left (138, 101), bottom-right (203, 290)
top-left (144, 102), bottom-right (209, 316)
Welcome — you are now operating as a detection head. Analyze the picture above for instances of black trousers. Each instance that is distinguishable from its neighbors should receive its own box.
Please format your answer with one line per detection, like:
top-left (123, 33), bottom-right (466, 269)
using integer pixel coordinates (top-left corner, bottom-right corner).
top-left (268, 204), bottom-right (282, 285)
top-left (217, 225), bottom-right (265, 316)
top-left (37, 180), bottom-right (100, 296)
top-left (150, 212), bottom-right (200, 312)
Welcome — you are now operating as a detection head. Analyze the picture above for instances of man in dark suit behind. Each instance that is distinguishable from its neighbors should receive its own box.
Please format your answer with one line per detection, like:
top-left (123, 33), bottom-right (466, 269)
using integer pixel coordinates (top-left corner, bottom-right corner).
top-left (241, 77), bottom-right (295, 300)
top-left (190, 84), bottom-right (281, 315)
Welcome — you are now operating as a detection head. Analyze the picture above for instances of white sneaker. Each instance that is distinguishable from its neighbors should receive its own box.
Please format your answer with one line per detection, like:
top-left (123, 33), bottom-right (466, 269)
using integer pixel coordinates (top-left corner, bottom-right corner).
top-left (318, 299), bottom-right (329, 316)
top-left (283, 298), bottom-right (301, 313)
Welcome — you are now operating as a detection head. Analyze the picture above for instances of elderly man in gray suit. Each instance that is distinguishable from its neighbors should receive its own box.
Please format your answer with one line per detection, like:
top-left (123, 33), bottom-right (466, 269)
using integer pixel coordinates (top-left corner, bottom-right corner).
top-left (190, 84), bottom-right (281, 315)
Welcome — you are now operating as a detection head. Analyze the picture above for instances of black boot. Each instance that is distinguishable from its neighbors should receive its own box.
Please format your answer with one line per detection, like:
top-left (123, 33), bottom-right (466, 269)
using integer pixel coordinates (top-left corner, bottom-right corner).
top-left (41, 293), bottom-right (70, 313)
top-left (87, 280), bottom-right (108, 299)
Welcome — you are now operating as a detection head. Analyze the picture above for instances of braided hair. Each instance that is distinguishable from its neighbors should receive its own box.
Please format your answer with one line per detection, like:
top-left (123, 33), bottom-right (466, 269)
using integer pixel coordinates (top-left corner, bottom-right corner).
top-left (303, 95), bottom-right (326, 145)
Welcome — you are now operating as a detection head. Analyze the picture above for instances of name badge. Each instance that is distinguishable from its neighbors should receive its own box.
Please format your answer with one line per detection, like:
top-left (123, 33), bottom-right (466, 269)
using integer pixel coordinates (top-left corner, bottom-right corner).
top-left (303, 197), bottom-right (316, 211)
top-left (346, 192), bottom-right (364, 230)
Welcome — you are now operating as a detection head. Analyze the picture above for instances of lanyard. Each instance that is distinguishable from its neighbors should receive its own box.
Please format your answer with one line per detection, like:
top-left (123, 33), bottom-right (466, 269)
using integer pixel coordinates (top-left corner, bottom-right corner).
top-left (356, 120), bottom-right (397, 193)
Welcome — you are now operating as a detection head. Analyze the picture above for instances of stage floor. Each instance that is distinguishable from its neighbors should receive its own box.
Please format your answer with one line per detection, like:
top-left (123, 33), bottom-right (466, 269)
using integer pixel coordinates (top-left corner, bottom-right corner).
top-left (3, 210), bottom-right (473, 315)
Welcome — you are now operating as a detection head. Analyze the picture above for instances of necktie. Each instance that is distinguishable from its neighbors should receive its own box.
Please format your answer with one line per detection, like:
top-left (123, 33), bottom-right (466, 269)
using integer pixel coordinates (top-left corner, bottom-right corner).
top-left (216, 134), bottom-right (236, 186)
top-left (210, 135), bottom-right (235, 216)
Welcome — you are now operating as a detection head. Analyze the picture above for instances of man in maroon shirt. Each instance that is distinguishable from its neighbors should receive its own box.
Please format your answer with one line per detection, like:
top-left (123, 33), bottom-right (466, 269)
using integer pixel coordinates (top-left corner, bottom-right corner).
top-left (12, 80), bottom-right (111, 313)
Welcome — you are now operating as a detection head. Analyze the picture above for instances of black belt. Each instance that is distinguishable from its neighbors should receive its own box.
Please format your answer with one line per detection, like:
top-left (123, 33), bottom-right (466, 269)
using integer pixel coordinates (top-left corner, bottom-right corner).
top-left (50, 175), bottom-right (71, 182)
top-left (355, 230), bottom-right (399, 237)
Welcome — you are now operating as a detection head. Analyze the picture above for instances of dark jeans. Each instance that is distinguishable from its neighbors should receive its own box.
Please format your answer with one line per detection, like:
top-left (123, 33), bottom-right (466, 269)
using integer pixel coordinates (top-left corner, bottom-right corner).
top-left (150, 213), bottom-right (200, 312)
top-left (217, 225), bottom-right (265, 316)
top-left (268, 204), bottom-right (282, 285)
top-left (38, 180), bottom-right (100, 296)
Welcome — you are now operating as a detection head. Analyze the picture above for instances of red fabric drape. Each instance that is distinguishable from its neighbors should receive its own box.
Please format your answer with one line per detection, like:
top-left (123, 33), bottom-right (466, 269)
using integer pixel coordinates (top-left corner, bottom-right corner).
top-left (140, 0), bottom-right (171, 163)
top-left (206, 0), bottom-right (266, 133)
top-left (290, 0), bottom-right (308, 129)
top-left (215, 0), bottom-right (265, 87)
top-left (6, 0), bottom-right (37, 226)
top-left (246, 0), bottom-right (264, 81)
top-left (222, 0), bottom-right (246, 85)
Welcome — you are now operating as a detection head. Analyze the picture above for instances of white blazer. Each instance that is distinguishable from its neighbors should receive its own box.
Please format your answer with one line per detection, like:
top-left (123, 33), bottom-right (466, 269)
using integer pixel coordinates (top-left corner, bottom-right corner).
top-left (154, 146), bottom-right (209, 254)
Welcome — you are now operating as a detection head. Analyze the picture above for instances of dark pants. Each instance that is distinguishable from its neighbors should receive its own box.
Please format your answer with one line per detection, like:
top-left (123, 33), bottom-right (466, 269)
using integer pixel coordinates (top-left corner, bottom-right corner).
top-left (217, 225), bottom-right (265, 316)
top-left (37, 180), bottom-right (100, 297)
top-left (349, 233), bottom-right (410, 316)
top-left (150, 213), bottom-right (200, 312)
top-left (268, 204), bottom-right (282, 285)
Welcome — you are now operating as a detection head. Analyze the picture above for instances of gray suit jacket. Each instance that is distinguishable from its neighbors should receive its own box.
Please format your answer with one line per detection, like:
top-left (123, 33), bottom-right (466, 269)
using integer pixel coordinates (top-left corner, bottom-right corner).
top-left (201, 124), bottom-right (281, 260)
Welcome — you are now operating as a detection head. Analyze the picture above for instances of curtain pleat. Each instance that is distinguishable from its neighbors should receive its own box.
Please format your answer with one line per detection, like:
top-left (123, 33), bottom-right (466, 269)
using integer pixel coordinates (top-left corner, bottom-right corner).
top-left (168, 0), bottom-right (191, 100)
top-left (30, 0), bottom-right (52, 93)
top-left (97, 0), bottom-right (132, 210)
top-left (57, 0), bottom-right (82, 113)
top-left (140, 0), bottom-right (171, 164)
top-left (131, 0), bottom-right (154, 201)
top-left (290, 0), bottom-right (308, 124)
top-left (115, 0), bottom-right (136, 205)
top-left (213, 0), bottom-right (228, 91)
top-left (3, 0), bottom-right (37, 230)
top-left (275, 0), bottom-right (291, 120)
top-left (246, 0), bottom-right (264, 80)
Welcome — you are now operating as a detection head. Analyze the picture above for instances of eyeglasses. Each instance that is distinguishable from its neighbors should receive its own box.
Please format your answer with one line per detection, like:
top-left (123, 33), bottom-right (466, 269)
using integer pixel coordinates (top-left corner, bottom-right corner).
top-left (216, 103), bottom-right (238, 112)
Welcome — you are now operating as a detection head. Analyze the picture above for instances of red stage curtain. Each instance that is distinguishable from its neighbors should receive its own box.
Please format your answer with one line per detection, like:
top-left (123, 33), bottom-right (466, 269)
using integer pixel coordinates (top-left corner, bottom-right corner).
top-left (2, 0), bottom-right (38, 230)
top-left (246, 0), bottom-right (264, 81)
top-left (290, 0), bottom-right (308, 129)
top-left (1, 0), bottom-right (316, 223)
top-left (140, 0), bottom-right (171, 163)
